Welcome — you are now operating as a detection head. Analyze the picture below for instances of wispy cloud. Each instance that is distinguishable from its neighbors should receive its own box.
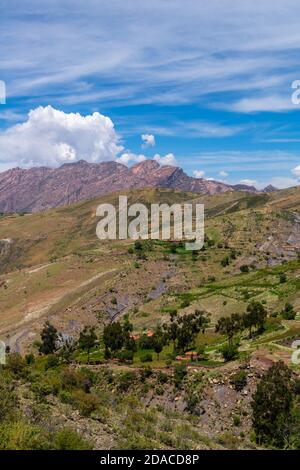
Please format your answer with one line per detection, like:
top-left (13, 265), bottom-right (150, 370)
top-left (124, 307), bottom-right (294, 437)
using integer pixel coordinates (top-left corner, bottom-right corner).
top-left (2, 1), bottom-right (300, 111)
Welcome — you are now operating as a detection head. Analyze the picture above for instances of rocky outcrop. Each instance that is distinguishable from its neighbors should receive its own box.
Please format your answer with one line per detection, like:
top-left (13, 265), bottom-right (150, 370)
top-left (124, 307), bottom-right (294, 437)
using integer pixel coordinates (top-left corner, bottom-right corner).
top-left (0, 159), bottom-right (257, 213)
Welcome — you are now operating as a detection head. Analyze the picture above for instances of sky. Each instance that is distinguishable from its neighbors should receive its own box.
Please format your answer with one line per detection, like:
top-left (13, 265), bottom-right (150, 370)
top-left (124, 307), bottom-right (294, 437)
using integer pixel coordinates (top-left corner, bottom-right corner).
top-left (1, 0), bottom-right (300, 189)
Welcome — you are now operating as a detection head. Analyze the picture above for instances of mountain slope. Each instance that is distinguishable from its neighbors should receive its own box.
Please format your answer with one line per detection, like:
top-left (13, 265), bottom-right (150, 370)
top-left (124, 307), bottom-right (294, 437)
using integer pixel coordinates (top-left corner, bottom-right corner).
top-left (0, 159), bottom-right (257, 213)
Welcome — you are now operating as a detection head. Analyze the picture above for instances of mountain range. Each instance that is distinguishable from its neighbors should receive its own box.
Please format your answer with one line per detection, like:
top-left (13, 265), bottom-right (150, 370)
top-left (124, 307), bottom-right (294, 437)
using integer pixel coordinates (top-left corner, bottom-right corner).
top-left (0, 159), bottom-right (275, 213)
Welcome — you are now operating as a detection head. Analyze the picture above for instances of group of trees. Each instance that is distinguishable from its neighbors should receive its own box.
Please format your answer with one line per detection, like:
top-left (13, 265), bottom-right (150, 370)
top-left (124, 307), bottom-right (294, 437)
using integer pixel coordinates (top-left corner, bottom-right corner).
top-left (39, 321), bottom-right (97, 364)
top-left (102, 310), bottom-right (210, 361)
top-left (162, 310), bottom-right (210, 353)
top-left (38, 295), bottom-right (295, 366)
top-left (216, 301), bottom-right (267, 360)
top-left (103, 315), bottom-right (136, 359)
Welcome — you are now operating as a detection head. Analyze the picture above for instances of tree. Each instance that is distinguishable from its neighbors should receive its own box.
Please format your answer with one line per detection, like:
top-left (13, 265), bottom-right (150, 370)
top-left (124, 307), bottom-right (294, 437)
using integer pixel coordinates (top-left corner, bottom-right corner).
top-left (39, 321), bottom-right (58, 355)
top-left (152, 326), bottom-right (166, 360)
top-left (252, 362), bottom-right (294, 447)
top-left (103, 322), bottom-right (125, 357)
top-left (246, 301), bottom-right (267, 333)
top-left (122, 315), bottom-right (133, 333)
top-left (163, 310), bottom-right (209, 353)
top-left (215, 313), bottom-right (241, 347)
top-left (163, 310), bottom-right (179, 352)
top-left (79, 326), bottom-right (97, 364)
top-left (281, 303), bottom-right (296, 320)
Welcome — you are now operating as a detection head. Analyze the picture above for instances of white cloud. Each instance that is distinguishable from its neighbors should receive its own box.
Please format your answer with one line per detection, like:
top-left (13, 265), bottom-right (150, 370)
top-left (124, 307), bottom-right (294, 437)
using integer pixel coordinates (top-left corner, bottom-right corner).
top-left (116, 152), bottom-right (177, 167)
top-left (153, 153), bottom-right (177, 166)
top-left (292, 164), bottom-right (300, 178)
top-left (3, 1), bottom-right (300, 113)
top-left (116, 152), bottom-right (146, 165)
top-left (141, 133), bottom-right (155, 147)
top-left (193, 170), bottom-right (205, 178)
top-left (239, 179), bottom-right (258, 186)
top-left (224, 95), bottom-right (295, 113)
top-left (0, 106), bottom-right (123, 168)
top-left (268, 176), bottom-right (299, 189)
top-left (219, 170), bottom-right (228, 177)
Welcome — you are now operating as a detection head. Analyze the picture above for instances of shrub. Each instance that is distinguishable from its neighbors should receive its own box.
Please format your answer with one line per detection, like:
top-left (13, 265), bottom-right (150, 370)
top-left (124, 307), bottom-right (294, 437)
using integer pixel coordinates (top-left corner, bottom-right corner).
top-left (139, 366), bottom-right (153, 382)
top-left (54, 428), bottom-right (92, 450)
top-left (279, 273), bottom-right (287, 283)
top-left (60, 368), bottom-right (93, 393)
top-left (281, 303), bottom-right (296, 320)
top-left (116, 349), bottom-right (134, 362)
top-left (220, 343), bottom-right (239, 361)
top-left (25, 353), bottom-right (35, 365)
top-left (0, 421), bottom-right (51, 450)
top-left (31, 373), bottom-right (61, 399)
top-left (45, 354), bottom-right (59, 369)
top-left (231, 369), bottom-right (247, 391)
top-left (71, 390), bottom-right (100, 417)
top-left (140, 353), bottom-right (153, 363)
top-left (156, 371), bottom-right (168, 384)
top-left (240, 265), bottom-right (249, 273)
top-left (6, 352), bottom-right (26, 376)
top-left (117, 372), bottom-right (136, 392)
top-left (174, 363), bottom-right (187, 388)
top-left (0, 371), bottom-right (18, 422)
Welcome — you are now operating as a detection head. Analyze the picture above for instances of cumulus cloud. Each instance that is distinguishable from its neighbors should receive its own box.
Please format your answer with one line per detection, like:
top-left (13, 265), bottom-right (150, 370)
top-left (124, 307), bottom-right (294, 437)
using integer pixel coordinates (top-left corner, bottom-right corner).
top-left (219, 170), bottom-right (228, 178)
top-left (141, 133), bottom-right (155, 148)
top-left (116, 152), bottom-right (146, 165)
top-left (292, 164), bottom-right (300, 179)
top-left (153, 153), bottom-right (177, 166)
top-left (0, 105), bottom-right (123, 169)
top-left (193, 170), bottom-right (205, 178)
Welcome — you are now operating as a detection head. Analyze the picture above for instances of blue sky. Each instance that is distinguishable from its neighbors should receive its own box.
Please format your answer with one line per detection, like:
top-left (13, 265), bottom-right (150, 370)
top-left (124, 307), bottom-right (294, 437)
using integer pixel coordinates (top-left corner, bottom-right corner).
top-left (1, 0), bottom-right (300, 188)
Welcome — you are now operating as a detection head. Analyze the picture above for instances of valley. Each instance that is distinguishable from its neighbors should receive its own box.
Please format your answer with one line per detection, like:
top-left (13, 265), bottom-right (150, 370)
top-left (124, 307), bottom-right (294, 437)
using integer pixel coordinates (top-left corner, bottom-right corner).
top-left (0, 186), bottom-right (300, 449)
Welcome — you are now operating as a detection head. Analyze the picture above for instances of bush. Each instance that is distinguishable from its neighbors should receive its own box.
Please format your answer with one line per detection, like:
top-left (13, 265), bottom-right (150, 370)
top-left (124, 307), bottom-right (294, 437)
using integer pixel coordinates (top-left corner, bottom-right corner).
top-left (240, 265), bottom-right (249, 273)
top-left (281, 303), bottom-right (296, 320)
top-left (230, 369), bottom-right (247, 391)
top-left (45, 354), bottom-right (59, 369)
top-left (6, 352), bottom-right (26, 376)
top-left (279, 273), bottom-right (287, 283)
top-left (139, 366), bottom-right (153, 382)
top-left (174, 363), bottom-right (187, 388)
top-left (60, 368), bottom-right (93, 393)
top-left (71, 390), bottom-right (100, 417)
top-left (140, 353), bottom-right (153, 363)
top-left (0, 371), bottom-right (18, 422)
top-left (116, 349), bottom-right (134, 362)
top-left (31, 373), bottom-right (61, 399)
top-left (25, 353), bottom-right (35, 365)
top-left (156, 371), bottom-right (168, 384)
top-left (117, 372), bottom-right (136, 392)
top-left (233, 415), bottom-right (241, 426)
top-left (0, 421), bottom-right (51, 450)
top-left (54, 427), bottom-right (92, 450)
top-left (220, 343), bottom-right (239, 361)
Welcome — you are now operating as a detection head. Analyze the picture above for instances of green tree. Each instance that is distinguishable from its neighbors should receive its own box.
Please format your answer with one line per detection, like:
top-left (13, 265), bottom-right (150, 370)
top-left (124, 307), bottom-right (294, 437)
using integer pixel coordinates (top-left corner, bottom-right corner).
top-left (281, 303), bottom-right (296, 320)
top-left (215, 313), bottom-right (241, 347)
top-left (103, 322), bottom-right (125, 357)
top-left (163, 310), bottom-right (209, 352)
top-left (152, 326), bottom-right (166, 360)
top-left (78, 326), bottom-right (97, 364)
top-left (252, 362), bottom-right (294, 447)
top-left (246, 301), bottom-right (267, 332)
top-left (39, 321), bottom-right (58, 355)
